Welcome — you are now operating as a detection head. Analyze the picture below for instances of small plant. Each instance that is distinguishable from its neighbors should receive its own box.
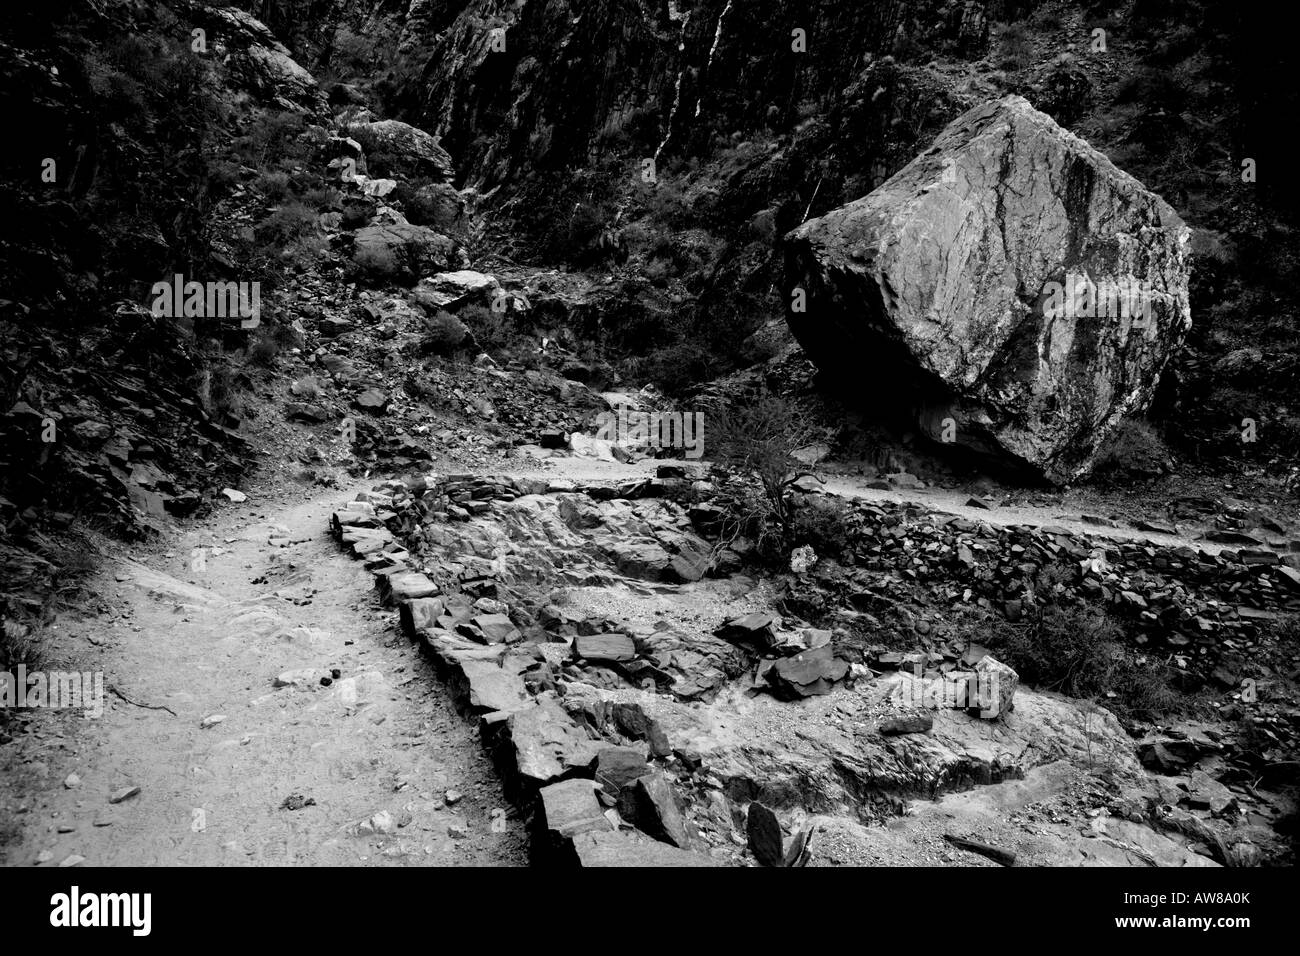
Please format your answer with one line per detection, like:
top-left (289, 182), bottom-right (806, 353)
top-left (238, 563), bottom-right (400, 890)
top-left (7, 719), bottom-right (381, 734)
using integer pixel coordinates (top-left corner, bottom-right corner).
top-left (255, 201), bottom-right (319, 248)
top-left (459, 304), bottom-right (514, 354)
top-left (302, 186), bottom-right (343, 212)
top-left (255, 170), bottom-right (293, 203)
top-left (292, 375), bottom-right (321, 400)
top-left (247, 329), bottom-right (281, 367)
top-left (789, 496), bottom-right (855, 561)
top-left (709, 390), bottom-right (822, 543)
top-left (202, 364), bottom-right (242, 423)
top-left (986, 605), bottom-right (1178, 717)
top-left (422, 311), bottom-right (471, 355)
top-left (993, 606), bottom-right (1121, 698)
top-left (233, 111), bottom-right (312, 171)
top-left (995, 22), bottom-right (1035, 72)
top-left (0, 614), bottom-right (48, 673)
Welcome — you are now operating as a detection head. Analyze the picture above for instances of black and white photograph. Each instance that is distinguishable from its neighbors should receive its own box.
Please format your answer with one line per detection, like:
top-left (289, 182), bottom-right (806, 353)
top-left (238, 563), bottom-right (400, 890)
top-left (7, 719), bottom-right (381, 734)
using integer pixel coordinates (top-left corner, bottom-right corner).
top-left (0, 0), bottom-right (1292, 929)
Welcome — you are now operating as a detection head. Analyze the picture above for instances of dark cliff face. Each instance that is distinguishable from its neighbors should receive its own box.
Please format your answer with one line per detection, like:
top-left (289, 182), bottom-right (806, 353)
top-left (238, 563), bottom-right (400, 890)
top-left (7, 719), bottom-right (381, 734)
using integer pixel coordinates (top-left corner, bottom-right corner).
top-left (407, 0), bottom-right (995, 187)
top-left (247, 0), bottom-right (998, 184)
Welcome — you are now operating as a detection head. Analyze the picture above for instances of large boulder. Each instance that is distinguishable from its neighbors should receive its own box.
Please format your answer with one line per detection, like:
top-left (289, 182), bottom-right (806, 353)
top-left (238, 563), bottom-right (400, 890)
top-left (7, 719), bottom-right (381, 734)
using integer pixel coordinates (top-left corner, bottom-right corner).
top-left (191, 4), bottom-right (324, 113)
top-left (348, 119), bottom-right (456, 183)
top-left (784, 95), bottom-right (1191, 484)
top-left (350, 223), bottom-right (460, 283)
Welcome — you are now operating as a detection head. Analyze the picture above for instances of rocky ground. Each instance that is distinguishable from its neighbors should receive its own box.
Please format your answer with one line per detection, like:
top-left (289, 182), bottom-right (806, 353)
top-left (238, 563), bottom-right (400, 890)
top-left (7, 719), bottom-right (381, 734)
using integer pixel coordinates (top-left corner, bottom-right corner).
top-left (3, 0), bottom-right (1299, 869)
top-left (314, 452), bottom-right (1296, 866)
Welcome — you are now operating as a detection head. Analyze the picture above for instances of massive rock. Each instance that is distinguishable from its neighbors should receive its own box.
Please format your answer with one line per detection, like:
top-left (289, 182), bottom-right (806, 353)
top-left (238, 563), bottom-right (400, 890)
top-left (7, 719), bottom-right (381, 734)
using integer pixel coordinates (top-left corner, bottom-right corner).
top-left (348, 119), bottom-right (456, 183)
top-left (784, 95), bottom-right (1191, 484)
top-left (187, 4), bottom-right (325, 113)
top-left (350, 223), bottom-right (460, 283)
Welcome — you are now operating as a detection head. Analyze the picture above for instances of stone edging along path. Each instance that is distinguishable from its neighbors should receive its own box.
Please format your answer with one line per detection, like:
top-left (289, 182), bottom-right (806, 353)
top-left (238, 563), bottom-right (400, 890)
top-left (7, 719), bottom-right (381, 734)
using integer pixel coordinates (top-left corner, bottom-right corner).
top-left (330, 474), bottom-right (726, 866)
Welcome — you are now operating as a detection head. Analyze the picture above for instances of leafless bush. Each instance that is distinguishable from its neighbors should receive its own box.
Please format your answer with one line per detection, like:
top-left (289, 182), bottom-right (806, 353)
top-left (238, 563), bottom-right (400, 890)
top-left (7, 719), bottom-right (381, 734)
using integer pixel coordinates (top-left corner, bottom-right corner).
top-left (708, 390), bottom-right (821, 540)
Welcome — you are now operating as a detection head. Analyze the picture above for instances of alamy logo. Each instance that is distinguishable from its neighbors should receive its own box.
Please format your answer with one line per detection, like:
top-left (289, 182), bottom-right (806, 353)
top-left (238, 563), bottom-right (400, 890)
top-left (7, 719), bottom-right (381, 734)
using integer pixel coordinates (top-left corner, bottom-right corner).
top-left (1042, 273), bottom-right (1152, 324)
top-left (594, 408), bottom-right (704, 459)
top-left (0, 666), bottom-right (104, 718)
top-left (150, 274), bottom-right (261, 328)
top-left (50, 887), bottom-right (151, 936)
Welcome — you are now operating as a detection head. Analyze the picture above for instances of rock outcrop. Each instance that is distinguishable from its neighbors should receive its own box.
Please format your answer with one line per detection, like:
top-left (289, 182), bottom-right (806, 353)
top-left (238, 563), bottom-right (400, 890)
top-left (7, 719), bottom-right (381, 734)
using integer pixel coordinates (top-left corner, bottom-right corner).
top-left (185, 3), bottom-right (325, 113)
top-left (348, 119), bottom-right (456, 184)
top-left (784, 95), bottom-right (1192, 484)
top-left (350, 222), bottom-right (461, 283)
top-left (406, 0), bottom-right (993, 186)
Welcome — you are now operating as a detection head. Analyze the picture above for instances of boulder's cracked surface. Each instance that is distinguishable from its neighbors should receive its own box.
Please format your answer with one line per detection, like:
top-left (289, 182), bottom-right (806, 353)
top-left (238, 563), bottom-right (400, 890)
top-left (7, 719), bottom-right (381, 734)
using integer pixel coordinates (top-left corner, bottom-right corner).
top-left (785, 95), bottom-right (1191, 484)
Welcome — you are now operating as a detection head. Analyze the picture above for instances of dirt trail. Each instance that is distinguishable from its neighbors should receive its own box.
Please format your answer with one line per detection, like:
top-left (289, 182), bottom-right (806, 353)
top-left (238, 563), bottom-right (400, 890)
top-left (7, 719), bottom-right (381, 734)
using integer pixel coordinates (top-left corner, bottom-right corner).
top-left (820, 475), bottom-right (1231, 555)
top-left (503, 453), bottom-right (1228, 554)
top-left (0, 483), bottom-right (524, 867)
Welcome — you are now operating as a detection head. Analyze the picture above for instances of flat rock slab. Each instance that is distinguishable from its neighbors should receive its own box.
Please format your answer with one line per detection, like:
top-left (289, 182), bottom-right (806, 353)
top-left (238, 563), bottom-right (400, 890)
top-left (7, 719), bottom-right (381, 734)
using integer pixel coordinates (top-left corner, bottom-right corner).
top-left (629, 771), bottom-right (690, 848)
top-left (506, 694), bottom-right (602, 789)
top-left (574, 633), bottom-right (637, 663)
top-left (767, 645), bottom-right (849, 699)
top-left (538, 779), bottom-right (613, 842)
top-left (379, 570), bottom-right (439, 605)
top-left (472, 612), bottom-right (520, 644)
top-left (571, 829), bottom-right (721, 867)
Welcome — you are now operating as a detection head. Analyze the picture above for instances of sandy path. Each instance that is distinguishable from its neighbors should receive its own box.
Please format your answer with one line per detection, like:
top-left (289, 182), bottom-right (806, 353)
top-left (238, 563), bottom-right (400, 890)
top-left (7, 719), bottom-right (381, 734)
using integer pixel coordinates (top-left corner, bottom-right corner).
top-left (818, 475), bottom-right (1231, 555)
top-left (0, 484), bottom-right (524, 867)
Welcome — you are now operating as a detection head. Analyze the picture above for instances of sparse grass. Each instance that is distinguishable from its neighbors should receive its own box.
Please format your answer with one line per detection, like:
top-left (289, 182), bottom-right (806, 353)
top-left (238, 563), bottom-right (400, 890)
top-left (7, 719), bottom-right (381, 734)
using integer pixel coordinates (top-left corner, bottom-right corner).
top-left (995, 22), bottom-right (1035, 72)
top-left (0, 615), bottom-right (49, 672)
top-left (985, 605), bottom-right (1179, 718)
top-left (247, 329), bottom-right (280, 367)
top-left (280, 233), bottom-right (329, 271)
top-left (423, 310), bottom-right (471, 355)
top-left (1265, 616), bottom-right (1300, 649)
top-left (255, 170), bottom-right (293, 203)
top-left (201, 364), bottom-right (241, 423)
top-left (292, 375), bottom-right (321, 400)
top-left (256, 201), bottom-right (319, 248)
top-left (302, 186), bottom-right (343, 212)
top-left (789, 496), bottom-right (855, 561)
top-left (233, 111), bottom-right (312, 171)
